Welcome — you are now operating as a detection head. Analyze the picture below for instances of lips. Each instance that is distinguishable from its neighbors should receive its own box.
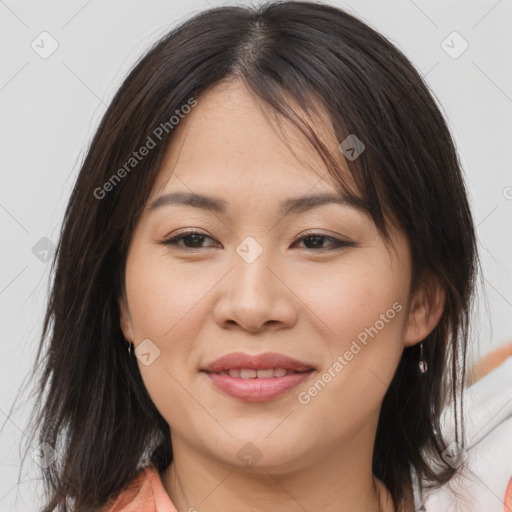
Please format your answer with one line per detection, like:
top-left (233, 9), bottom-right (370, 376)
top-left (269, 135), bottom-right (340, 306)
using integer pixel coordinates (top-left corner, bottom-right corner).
top-left (200, 352), bottom-right (315, 402)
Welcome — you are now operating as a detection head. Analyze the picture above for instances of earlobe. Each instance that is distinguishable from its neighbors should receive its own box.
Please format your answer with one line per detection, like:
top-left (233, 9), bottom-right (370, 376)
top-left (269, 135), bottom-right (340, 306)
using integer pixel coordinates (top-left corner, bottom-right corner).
top-left (403, 276), bottom-right (446, 348)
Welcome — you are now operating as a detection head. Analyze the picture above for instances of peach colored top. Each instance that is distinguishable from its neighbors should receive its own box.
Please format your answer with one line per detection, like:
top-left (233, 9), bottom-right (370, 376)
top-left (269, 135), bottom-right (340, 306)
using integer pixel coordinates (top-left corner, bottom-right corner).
top-left (103, 464), bottom-right (176, 512)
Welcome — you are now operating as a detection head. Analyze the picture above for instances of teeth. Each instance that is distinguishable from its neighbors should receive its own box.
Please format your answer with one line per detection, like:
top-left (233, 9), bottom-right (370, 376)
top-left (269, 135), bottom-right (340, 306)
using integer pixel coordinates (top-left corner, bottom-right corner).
top-left (240, 369), bottom-right (257, 378)
top-left (218, 368), bottom-right (297, 378)
top-left (256, 369), bottom-right (274, 378)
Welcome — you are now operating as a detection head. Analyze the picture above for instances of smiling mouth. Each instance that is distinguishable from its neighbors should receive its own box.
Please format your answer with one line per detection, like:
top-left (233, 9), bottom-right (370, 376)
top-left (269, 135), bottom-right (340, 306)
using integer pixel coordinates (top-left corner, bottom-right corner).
top-left (200, 352), bottom-right (315, 401)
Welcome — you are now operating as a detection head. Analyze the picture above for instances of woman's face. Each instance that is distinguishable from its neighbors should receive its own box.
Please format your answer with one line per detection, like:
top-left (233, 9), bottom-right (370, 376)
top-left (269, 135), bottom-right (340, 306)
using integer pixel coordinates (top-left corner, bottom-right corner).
top-left (119, 78), bottom-right (438, 473)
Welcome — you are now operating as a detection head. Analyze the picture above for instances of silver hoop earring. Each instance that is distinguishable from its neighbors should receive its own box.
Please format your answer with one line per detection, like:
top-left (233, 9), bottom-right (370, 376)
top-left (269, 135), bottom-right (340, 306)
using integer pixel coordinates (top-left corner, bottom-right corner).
top-left (418, 341), bottom-right (428, 373)
top-left (125, 339), bottom-right (134, 356)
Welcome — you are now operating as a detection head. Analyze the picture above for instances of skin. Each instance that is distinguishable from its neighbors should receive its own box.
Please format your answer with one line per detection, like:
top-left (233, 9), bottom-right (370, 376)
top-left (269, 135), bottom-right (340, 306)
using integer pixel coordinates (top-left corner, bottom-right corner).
top-left (119, 77), bottom-right (445, 512)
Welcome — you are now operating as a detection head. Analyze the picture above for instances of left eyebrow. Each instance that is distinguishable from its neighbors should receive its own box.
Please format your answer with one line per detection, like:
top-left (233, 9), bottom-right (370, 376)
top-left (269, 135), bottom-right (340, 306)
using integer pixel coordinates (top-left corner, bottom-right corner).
top-left (147, 191), bottom-right (369, 217)
top-left (148, 192), bottom-right (229, 214)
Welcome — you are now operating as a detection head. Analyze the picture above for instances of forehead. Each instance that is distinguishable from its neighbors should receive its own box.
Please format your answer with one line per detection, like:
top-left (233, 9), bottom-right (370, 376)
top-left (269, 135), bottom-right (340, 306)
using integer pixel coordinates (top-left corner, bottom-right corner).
top-left (150, 78), bottom-right (357, 199)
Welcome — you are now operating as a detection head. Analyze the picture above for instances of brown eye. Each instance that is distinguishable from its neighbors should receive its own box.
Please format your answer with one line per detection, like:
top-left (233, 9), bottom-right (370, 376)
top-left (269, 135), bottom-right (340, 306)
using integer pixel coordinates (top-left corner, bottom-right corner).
top-left (161, 231), bottom-right (218, 249)
top-left (293, 234), bottom-right (354, 251)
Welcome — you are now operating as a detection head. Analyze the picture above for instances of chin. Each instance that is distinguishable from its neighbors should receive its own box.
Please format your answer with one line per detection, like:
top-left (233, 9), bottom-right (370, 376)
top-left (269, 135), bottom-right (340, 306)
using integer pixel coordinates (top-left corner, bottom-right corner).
top-left (203, 434), bottom-right (313, 474)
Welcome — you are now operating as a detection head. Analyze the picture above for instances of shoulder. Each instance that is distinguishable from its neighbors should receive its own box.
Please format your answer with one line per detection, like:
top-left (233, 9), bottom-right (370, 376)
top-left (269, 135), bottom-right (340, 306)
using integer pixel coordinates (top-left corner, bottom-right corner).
top-left (412, 354), bottom-right (512, 511)
top-left (100, 463), bottom-right (177, 512)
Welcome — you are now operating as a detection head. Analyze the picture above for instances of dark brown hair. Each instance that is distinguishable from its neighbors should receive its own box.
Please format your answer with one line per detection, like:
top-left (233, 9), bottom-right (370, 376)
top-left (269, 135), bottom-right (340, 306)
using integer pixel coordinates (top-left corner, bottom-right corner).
top-left (16, 1), bottom-right (480, 510)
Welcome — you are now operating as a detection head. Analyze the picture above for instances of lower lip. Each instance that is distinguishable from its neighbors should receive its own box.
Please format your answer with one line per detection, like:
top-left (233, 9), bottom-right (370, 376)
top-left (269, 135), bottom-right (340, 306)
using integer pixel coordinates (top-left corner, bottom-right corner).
top-left (203, 370), bottom-right (314, 402)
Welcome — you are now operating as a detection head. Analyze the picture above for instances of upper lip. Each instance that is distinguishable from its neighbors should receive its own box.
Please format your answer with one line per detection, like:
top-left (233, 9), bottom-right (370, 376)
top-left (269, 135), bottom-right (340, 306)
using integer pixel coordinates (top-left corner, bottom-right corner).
top-left (201, 352), bottom-right (315, 373)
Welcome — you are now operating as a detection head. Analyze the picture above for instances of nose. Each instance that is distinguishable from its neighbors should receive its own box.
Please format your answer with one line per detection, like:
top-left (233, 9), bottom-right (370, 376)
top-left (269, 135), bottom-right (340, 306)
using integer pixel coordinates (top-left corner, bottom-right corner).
top-left (212, 243), bottom-right (299, 333)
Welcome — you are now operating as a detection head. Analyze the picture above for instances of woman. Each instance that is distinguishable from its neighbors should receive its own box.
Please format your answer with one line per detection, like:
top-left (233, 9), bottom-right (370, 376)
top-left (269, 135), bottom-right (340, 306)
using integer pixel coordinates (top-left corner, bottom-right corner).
top-left (23, 1), bottom-right (494, 510)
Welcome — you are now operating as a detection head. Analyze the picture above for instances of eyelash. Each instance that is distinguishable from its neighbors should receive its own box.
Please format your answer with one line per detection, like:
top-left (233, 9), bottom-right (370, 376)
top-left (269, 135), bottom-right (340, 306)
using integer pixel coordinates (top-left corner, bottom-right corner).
top-left (160, 230), bottom-right (354, 251)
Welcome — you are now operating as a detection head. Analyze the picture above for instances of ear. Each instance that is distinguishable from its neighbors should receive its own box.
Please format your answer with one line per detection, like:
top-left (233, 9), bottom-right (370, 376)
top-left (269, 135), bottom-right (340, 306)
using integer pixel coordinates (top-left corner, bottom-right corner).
top-left (402, 273), bottom-right (446, 348)
top-left (118, 292), bottom-right (134, 342)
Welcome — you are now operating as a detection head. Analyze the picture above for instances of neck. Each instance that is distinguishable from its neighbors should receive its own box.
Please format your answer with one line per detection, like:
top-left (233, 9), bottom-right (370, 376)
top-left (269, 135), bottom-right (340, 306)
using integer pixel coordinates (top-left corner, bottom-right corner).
top-left (160, 426), bottom-right (398, 512)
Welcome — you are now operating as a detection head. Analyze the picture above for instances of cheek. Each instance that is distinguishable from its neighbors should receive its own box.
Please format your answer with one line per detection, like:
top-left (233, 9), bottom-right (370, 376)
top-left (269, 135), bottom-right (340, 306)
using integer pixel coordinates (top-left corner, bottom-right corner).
top-left (294, 260), bottom-right (408, 421)
top-left (124, 245), bottom-right (215, 341)
top-left (123, 246), bottom-right (208, 435)
top-left (123, 247), bottom-right (212, 409)
top-left (299, 258), bottom-right (407, 347)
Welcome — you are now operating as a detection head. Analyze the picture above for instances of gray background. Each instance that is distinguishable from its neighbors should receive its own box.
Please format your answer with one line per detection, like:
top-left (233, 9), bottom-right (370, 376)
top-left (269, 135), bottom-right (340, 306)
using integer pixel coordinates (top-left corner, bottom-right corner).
top-left (1, 0), bottom-right (511, 509)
